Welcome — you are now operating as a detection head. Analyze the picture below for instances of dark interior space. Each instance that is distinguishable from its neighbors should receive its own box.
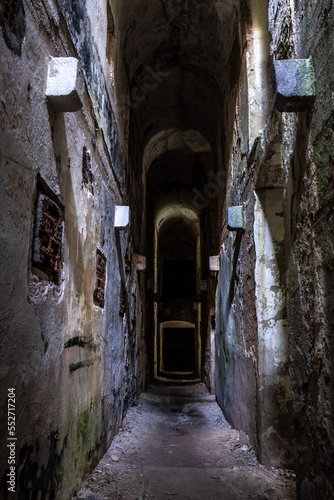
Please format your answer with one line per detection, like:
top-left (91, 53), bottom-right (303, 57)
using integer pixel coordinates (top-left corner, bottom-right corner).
top-left (162, 327), bottom-right (196, 373)
top-left (162, 240), bottom-right (197, 299)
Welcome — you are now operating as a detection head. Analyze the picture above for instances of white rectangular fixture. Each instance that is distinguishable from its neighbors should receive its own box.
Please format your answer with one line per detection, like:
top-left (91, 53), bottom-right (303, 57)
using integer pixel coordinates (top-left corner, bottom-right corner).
top-left (46, 57), bottom-right (84, 112)
top-left (209, 256), bottom-right (220, 272)
top-left (114, 206), bottom-right (130, 229)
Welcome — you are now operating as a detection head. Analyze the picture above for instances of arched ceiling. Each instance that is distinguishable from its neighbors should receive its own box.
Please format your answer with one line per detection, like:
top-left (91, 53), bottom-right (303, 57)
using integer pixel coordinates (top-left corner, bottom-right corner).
top-left (111, 0), bottom-right (242, 253)
top-left (146, 147), bottom-right (208, 204)
top-left (156, 204), bottom-right (199, 248)
top-left (114, 0), bottom-right (241, 149)
top-left (143, 129), bottom-right (211, 177)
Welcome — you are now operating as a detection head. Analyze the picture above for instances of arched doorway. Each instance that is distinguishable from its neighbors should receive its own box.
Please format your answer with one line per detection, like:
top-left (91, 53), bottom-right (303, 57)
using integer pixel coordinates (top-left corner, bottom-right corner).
top-left (153, 201), bottom-right (202, 382)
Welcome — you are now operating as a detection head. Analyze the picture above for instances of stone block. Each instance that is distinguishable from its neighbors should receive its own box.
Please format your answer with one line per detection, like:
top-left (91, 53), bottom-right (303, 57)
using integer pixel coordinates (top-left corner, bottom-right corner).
top-left (135, 254), bottom-right (146, 271)
top-left (272, 58), bottom-right (316, 112)
top-left (114, 206), bottom-right (130, 229)
top-left (227, 206), bottom-right (244, 230)
top-left (46, 57), bottom-right (84, 112)
top-left (209, 256), bottom-right (220, 272)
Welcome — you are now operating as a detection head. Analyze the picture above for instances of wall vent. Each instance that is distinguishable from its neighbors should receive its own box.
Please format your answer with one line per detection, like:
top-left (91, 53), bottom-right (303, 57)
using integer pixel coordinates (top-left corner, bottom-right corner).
top-left (32, 193), bottom-right (63, 279)
top-left (94, 250), bottom-right (106, 308)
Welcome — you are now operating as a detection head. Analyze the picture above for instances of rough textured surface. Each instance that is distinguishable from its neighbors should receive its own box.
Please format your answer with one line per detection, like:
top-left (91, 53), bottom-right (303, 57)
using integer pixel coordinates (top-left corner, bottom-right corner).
top-left (46, 57), bottom-right (84, 112)
top-left (269, 1), bottom-right (334, 497)
top-left (74, 384), bottom-right (296, 500)
top-left (271, 59), bottom-right (316, 112)
top-left (0, 1), bottom-right (144, 498)
top-left (227, 206), bottom-right (244, 231)
top-left (0, 0), bottom-right (334, 499)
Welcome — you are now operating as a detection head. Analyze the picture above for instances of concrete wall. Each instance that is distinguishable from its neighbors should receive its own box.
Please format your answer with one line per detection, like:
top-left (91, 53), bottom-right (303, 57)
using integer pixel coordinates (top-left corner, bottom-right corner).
top-left (1, 0), bottom-right (334, 498)
top-left (215, 0), bottom-right (267, 465)
top-left (0, 1), bottom-right (144, 498)
top-left (216, 0), bottom-right (334, 497)
top-left (271, 1), bottom-right (334, 497)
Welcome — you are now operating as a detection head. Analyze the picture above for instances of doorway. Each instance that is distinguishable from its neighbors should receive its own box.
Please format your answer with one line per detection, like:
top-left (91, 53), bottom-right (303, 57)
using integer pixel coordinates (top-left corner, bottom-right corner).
top-left (152, 204), bottom-right (202, 383)
top-left (159, 321), bottom-right (198, 379)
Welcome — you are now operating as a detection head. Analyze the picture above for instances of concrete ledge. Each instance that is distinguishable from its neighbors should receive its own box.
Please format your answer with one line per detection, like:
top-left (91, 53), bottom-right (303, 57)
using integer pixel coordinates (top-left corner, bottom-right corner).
top-left (46, 57), bottom-right (84, 112)
top-left (114, 206), bottom-right (130, 229)
top-left (227, 206), bottom-right (244, 231)
top-left (272, 58), bottom-right (316, 112)
top-left (209, 256), bottom-right (220, 272)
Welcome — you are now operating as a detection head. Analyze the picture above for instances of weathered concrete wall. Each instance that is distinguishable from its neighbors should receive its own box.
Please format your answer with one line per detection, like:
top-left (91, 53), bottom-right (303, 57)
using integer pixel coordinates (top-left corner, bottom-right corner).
top-left (1, 0), bottom-right (334, 497)
top-left (253, 185), bottom-right (293, 466)
top-left (215, 0), bottom-right (294, 472)
top-left (216, 0), bottom-right (334, 496)
top-left (215, 1), bottom-right (261, 463)
top-left (0, 1), bottom-right (144, 498)
top-left (269, 0), bottom-right (334, 497)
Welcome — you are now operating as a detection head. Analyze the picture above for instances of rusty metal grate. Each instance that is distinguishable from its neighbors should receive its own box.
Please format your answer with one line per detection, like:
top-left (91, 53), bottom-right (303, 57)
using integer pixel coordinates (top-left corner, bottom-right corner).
top-left (4, 0), bottom-right (19, 31)
top-left (94, 251), bottom-right (106, 307)
top-left (32, 194), bottom-right (63, 276)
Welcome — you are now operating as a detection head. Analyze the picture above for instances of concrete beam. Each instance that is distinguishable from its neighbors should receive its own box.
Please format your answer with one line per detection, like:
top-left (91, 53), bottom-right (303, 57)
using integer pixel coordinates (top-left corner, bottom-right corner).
top-left (46, 57), bottom-right (84, 112)
top-left (227, 206), bottom-right (244, 231)
top-left (114, 206), bottom-right (130, 229)
top-left (272, 58), bottom-right (316, 112)
top-left (209, 256), bottom-right (220, 272)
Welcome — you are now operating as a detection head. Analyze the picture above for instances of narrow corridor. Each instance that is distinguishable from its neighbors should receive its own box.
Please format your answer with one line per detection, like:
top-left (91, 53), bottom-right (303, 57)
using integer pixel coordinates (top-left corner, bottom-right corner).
top-left (74, 385), bottom-right (296, 500)
top-left (1, 2), bottom-right (334, 498)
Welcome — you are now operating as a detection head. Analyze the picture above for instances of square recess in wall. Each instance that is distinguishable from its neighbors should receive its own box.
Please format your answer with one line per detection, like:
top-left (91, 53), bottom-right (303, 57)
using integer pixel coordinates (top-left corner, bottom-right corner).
top-left (94, 250), bottom-right (106, 308)
top-left (32, 185), bottom-right (64, 282)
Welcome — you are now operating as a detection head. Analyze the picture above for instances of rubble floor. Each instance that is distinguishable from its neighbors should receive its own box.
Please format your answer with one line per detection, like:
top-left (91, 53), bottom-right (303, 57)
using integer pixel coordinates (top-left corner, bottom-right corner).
top-left (74, 383), bottom-right (296, 500)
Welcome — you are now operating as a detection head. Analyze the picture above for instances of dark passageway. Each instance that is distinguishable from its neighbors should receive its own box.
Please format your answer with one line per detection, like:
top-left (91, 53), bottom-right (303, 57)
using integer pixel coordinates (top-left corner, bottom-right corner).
top-left (1, 0), bottom-right (334, 499)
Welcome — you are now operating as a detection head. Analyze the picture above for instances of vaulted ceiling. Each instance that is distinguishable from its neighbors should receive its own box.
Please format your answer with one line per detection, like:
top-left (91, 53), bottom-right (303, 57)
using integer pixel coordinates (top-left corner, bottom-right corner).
top-left (114, 0), bottom-right (241, 149)
top-left (111, 0), bottom-right (243, 252)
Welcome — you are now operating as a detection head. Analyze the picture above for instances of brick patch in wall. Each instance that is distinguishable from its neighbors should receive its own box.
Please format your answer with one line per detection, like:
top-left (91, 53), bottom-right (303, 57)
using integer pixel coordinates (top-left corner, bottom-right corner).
top-left (32, 193), bottom-right (63, 278)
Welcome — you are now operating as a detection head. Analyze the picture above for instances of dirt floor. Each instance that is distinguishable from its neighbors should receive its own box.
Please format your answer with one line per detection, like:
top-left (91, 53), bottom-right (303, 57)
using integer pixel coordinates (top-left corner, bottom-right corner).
top-left (74, 384), bottom-right (296, 500)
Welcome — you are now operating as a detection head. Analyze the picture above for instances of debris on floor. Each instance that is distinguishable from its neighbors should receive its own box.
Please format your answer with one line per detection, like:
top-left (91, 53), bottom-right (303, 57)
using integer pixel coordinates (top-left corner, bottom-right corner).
top-left (74, 384), bottom-right (296, 500)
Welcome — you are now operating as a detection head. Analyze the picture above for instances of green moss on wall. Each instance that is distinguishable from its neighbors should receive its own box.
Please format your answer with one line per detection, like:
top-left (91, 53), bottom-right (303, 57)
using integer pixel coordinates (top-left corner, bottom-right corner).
top-left (71, 400), bottom-right (103, 474)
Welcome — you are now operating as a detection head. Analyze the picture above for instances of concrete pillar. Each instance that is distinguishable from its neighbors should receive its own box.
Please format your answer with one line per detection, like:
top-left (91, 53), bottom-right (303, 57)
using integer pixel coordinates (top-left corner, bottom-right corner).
top-left (254, 188), bottom-right (293, 467)
top-left (247, 0), bottom-right (271, 146)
